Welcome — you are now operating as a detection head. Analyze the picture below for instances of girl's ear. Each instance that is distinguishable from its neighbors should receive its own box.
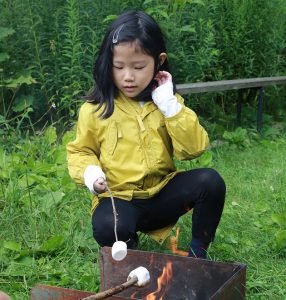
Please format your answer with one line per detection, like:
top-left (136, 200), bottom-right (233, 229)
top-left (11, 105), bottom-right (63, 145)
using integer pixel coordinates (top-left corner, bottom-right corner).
top-left (158, 52), bottom-right (167, 66)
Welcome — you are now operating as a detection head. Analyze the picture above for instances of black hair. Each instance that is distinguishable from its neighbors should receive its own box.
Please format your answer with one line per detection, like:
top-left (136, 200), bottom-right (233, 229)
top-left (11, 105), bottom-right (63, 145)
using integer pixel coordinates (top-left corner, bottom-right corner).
top-left (85, 10), bottom-right (171, 118)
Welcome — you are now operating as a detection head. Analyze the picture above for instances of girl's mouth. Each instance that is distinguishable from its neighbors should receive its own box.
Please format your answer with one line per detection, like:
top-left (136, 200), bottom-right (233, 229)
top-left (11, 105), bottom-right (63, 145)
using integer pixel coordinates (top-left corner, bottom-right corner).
top-left (124, 86), bottom-right (137, 92)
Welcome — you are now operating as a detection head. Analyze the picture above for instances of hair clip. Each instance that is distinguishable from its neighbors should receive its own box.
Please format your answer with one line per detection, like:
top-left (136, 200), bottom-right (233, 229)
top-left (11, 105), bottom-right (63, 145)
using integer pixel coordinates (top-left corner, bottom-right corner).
top-left (112, 24), bottom-right (124, 44)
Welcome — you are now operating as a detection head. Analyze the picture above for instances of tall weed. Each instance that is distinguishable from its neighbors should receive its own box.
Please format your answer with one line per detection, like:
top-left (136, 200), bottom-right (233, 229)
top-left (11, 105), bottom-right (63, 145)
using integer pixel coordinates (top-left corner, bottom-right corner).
top-left (0, 0), bottom-right (285, 130)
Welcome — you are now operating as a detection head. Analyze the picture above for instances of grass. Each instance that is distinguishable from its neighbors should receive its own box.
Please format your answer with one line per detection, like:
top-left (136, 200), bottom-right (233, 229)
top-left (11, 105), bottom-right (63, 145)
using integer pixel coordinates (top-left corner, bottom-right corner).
top-left (0, 128), bottom-right (286, 299)
top-left (212, 138), bottom-right (286, 299)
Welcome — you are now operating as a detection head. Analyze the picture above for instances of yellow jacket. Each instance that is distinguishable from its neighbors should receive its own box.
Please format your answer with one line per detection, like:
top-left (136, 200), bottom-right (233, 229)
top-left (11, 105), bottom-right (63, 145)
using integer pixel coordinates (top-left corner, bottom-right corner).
top-left (66, 92), bottom-right (209, 242)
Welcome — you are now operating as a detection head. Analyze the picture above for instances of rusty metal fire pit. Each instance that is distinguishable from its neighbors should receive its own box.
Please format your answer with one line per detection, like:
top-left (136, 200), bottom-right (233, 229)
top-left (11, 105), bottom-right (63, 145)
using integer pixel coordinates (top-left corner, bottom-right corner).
top-left (31, 247), bottom-right (246, 299)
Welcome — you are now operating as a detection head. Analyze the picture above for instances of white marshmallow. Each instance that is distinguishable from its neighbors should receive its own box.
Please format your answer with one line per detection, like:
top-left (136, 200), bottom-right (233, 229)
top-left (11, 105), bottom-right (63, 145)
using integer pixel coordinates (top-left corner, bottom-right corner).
top-left (127, 266), bottom-right (150, 287)
top-left (111, 241), bottom-right (127, 261)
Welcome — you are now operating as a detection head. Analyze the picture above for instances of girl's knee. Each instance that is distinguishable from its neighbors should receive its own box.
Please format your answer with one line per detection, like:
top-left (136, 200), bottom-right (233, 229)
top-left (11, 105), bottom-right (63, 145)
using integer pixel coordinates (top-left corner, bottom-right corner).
top-left (199, 168), bottom-right (226, 192)
top-left (198, 168), bottom-right (220, 180)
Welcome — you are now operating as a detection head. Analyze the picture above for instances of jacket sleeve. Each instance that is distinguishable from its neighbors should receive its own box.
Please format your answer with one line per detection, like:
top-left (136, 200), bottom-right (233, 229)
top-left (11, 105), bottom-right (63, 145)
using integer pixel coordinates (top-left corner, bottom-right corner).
top-left (165, 94), bottom-right (209, 160)
top-left (66, 103), bottom-right (101, 185)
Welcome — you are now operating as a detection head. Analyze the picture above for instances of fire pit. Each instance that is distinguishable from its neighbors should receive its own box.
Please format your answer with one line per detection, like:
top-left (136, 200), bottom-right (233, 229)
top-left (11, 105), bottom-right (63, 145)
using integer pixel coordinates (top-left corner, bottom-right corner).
top-left (31, 247), bottom-right (246, 299)
top-left (99, 247), bottom-right (246, 299)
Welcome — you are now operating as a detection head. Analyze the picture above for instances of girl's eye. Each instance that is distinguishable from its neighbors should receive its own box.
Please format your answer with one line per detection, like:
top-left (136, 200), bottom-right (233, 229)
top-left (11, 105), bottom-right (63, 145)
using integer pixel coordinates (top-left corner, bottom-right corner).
top-left (113, 66), bottom-right (123, 69)
top-left (135, 66), bottom-right (145, 70)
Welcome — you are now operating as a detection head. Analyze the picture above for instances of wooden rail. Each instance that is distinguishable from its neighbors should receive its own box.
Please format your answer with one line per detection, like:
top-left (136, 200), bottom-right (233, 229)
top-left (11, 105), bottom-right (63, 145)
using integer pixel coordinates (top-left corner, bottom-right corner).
top-left (176, 76), bottom-right (286, 131)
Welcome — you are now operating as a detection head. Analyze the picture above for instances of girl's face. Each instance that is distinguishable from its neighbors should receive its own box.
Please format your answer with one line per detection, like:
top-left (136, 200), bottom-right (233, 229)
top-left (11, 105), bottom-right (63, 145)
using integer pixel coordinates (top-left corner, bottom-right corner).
top-left (112, 42), bottom-right (165, 98)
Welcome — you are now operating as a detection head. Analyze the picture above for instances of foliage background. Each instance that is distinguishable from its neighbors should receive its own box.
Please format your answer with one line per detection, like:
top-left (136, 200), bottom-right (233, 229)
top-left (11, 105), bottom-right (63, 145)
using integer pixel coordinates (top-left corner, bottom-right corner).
top-left (1, 0), bottom-right (286, 132)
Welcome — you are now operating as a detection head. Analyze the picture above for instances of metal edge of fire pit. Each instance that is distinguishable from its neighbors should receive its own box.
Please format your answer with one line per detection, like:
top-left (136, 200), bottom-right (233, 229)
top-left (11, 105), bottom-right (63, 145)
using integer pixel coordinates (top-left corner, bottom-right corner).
top-left (210, 264), bottom-right (247, 300)
top-left (30, 284), bottom-right (136, 300)
top-left (30, 284), bottom-right (95, 299)
top-left (99, 247), bottom-right (247, 299)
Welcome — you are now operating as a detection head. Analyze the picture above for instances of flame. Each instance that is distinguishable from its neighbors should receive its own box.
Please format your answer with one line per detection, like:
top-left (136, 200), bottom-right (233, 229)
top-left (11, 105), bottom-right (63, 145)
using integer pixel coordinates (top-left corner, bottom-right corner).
top-left (169, 228), bottom-right (188, 257)
top-left (146, 261), bottom-right (173, 300)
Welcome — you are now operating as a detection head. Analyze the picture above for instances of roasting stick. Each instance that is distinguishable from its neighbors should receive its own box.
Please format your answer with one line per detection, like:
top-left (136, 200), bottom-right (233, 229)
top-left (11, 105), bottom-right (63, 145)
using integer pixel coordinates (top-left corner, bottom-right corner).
top-left (106, 183), bottom-right (118, 242)
top-left (80, 276), bottom-right (138, 300)
top-left (105, 182), bottom-right (128, 261)
top-left (81, 266), bottom-right (151, 300)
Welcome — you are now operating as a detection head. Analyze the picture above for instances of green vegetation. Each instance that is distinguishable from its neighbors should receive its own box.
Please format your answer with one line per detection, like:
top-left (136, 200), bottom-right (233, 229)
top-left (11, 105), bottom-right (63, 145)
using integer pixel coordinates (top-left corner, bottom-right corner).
top-left (1, 0), bottom-right (285, 129)
top-left (1, 0), bottom-right (286, 299)
top-left (0, 126), bottom-right (286, 299)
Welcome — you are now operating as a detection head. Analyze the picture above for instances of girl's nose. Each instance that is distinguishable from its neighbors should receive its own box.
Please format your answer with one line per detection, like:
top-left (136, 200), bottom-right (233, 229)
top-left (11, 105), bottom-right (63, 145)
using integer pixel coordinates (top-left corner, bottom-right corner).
top-left (124, 70), bottom-right (134, 82)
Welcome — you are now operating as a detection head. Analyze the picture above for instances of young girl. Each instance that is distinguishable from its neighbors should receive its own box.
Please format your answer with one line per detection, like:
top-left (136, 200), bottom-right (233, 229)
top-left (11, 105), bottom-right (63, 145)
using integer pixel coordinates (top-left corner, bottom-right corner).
top-left (66, 10), bottom-right (225, 259)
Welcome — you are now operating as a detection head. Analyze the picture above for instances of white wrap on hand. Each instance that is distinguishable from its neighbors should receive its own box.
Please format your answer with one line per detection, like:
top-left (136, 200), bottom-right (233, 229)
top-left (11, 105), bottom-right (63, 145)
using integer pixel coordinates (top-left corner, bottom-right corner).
top-left (84, 165), bottom-right (106, 194)
top-left (152, 81), bottom-right (182, 117)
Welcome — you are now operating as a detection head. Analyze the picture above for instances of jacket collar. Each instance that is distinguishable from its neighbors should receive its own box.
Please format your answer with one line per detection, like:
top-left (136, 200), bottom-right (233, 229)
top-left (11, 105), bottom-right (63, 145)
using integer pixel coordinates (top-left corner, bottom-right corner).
top-left (115, 92), bottom-right (158, 119)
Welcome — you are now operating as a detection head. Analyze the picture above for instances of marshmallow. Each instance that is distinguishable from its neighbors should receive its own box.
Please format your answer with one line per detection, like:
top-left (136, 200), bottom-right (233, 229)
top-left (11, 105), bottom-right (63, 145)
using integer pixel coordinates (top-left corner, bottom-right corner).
top-left (111, 241), bottom-right (127, 261)
top-left (127, 266), bottom-right (150, 287)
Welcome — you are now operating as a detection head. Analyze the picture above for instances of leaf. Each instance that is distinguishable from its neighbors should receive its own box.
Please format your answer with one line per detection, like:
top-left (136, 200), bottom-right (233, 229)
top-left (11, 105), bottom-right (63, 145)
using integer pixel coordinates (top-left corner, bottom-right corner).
top-left (39, 236), bottom-right (65, 253)
top-left (143, 0), bottom-right (153, 5)
top-left (38, 191), bottom-right (65, 215)
top-left (44, 126), bottom-right (57, 145)
top-left (255, 202), bottom-right (269, 213)
top-left (0, 52), bottom-right (10, 62)
top-left (3, 241), bottom-right (21, 252)
top-left (52, 147), bottom-right (66, 164)
top-left (103, 15), bottom-right (118, 23)
top-left (0, 114), bottom-right (6, 123)
top-left (4, 74), bottom-right (36, 88)
top-left (12, 95), bottom-right (34, 112)
top-left (0, 27), bottom-right (15, 40)
top-left (275, 230), bottom-right (286, 251)
top-left (197, 151), bottom-right (213, 167)
top-left (223, 127), bottom-right (247, 144)
top-left (192, 0), bottom-right (206, 6)
top-left (18, 174), bottom-right (36, 188)
top-left (253, 221), bottom-right (262, 228)
top-left (32, 162), bottom-right (55, 174)
top-left (225, 235), bottom-right (238, 244)
top-left (181, 25), bottom-right (196, 33)
top-left (15, 256), bottom-right (35, 266)
top-left (61, 130), bottom-right (75, 146)
top-left (272, 213), bottom-right (286, 228)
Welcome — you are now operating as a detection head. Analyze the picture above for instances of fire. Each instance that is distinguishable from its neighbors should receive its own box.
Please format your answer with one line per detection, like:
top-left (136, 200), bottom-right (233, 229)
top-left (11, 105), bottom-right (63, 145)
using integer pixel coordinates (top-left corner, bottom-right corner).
top-left (146, 261), bottom-right (173, 300)
top-left (169, 228), bottom-right (188, 257)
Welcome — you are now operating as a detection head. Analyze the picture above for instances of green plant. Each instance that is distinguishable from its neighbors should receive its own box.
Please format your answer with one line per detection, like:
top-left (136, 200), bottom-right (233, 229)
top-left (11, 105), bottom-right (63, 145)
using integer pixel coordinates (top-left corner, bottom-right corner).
top-left (1, 0), bottom-right (286, 129)
top-left (222, 127), bottom-right (251, 148)
top-left (271, 213), bottom-right (286, 252)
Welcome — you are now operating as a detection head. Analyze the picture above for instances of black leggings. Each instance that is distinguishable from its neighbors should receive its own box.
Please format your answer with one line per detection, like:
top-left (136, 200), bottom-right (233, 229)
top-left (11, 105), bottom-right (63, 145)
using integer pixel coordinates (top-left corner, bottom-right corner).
top-left (92, 168), bottom-right (226, 248)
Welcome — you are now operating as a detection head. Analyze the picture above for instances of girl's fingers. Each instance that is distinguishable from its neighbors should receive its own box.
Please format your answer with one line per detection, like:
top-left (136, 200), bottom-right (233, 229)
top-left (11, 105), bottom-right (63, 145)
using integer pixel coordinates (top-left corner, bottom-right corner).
top-left (154, 71), bottom-right (172, 86)
top-left (97, 177), bottom-right (105, 184)
top-left (94, 177), bottom-right (107, 193)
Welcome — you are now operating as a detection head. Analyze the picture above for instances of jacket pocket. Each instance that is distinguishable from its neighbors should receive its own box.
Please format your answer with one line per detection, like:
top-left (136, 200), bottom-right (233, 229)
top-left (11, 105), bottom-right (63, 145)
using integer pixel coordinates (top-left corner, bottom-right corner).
top-left (107, 121), bottom-right (122, 156)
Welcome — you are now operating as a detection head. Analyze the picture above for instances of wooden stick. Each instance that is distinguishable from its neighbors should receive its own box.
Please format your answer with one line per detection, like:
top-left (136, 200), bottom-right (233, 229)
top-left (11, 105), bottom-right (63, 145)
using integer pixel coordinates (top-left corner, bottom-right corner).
top-left (80, 276), bottom-right (138, 300)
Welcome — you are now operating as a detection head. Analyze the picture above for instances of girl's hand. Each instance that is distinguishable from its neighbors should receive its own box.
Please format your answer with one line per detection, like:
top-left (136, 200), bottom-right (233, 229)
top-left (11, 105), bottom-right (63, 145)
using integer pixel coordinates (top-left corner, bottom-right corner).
top-left (93, 177), bottom-right (107, 194)
top-left (154, 71), bottom-right (172, 87)
top-left (152, 71), bottom-right (181, 117)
